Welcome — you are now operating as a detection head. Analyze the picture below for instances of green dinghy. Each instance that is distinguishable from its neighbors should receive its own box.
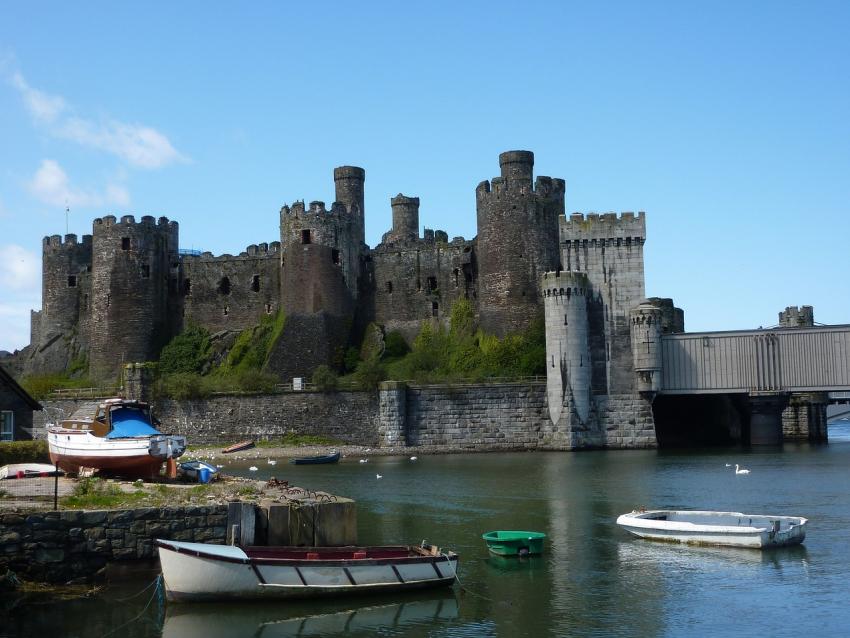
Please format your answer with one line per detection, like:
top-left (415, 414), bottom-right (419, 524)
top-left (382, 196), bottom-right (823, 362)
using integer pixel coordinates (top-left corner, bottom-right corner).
top-left (482, 530), bottom-right (546, 556)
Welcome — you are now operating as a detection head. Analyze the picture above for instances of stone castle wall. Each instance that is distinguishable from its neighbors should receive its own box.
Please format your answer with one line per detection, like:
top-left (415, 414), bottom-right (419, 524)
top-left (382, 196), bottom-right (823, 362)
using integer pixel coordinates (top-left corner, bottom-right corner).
top-left (182, 244), bottom-right (281, 333)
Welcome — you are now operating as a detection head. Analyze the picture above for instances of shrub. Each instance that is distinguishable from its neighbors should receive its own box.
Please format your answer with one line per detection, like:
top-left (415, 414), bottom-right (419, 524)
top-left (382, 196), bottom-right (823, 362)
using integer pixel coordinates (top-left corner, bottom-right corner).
top-left (234, 369), bottom-right (278, 393)
top-left (0, 441), bottom-right (49, 465)
top-left (161, 372), bottom-right (208, 399)
top-left (312, 365), bottom-right (339, 392)
top-left (159, 325), bottom-right (211, 375)
top-left (383, 331), bottom-right (410, 359)
top-left (353, 355), bottom-right (386, 390)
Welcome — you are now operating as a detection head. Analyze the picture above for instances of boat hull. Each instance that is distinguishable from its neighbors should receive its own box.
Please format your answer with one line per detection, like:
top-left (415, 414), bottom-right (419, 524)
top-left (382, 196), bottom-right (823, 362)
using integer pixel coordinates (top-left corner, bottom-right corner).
top-left (156, 540), bottom-right (459, 602)
top-left (616, 510), bottom-right (807, 549)
top-left (482, 531), bottom-right (546, 556)
top-left (291, 452), bottom-right (341, 465)
top-left (48, 429), bottom-right (184, 478)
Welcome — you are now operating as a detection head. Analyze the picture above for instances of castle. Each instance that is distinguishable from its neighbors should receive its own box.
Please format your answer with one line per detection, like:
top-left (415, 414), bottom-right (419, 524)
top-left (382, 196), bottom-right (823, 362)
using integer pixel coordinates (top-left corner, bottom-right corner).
top-left (14, 150), bottom-right (694, 446)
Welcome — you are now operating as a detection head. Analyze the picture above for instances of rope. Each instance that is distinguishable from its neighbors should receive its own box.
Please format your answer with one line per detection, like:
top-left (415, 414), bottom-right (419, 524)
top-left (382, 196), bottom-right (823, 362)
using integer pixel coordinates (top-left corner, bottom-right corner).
top-left (440, 551), bottom-right (497, 604)
top-left (102, 575), bottom-right (164, 638)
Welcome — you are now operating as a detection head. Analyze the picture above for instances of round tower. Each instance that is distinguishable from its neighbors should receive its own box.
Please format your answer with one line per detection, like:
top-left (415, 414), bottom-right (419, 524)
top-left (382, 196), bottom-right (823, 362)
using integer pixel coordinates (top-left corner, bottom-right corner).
top-left (476, 151), bottom-right (564, 336)
top-left (89, 214), bottom-right (177, 380)
top-left (41, 233), bottom-right (92, 337)
top-left (389, 194), bottom-right (419, 242)
top-left (542, 271), bottom-right (591, 427)
top-left (630, 301), bottom-right (664, 396)
top-left (333, 166), bottom-right (365, 247)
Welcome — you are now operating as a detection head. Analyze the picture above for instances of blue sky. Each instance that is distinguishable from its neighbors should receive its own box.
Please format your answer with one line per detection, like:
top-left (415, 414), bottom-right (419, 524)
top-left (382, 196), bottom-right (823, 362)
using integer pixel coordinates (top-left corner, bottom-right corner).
top-left (1, 1), bottom-right (848, 352)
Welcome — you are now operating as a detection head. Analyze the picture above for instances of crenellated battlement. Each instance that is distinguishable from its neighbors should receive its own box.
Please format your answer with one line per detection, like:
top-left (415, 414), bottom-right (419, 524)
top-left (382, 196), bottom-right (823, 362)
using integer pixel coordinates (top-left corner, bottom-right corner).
top-left (182, 241), bottom-right (281, 262)
top-left (92, 213), bottom-right (178, 234)
top-left (475, 175), bottom-right (566, 201)
top-left (561, 211), bottom-right (645, 243)
top-left (541, 271), bottom-right (591, 297)
top-left (43, 234), bottom-right (93, 250)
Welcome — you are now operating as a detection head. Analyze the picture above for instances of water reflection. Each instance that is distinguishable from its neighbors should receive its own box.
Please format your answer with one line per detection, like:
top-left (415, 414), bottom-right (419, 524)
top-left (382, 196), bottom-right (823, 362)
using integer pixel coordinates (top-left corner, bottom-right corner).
top-left (160, 591), bottom-right (459, 638)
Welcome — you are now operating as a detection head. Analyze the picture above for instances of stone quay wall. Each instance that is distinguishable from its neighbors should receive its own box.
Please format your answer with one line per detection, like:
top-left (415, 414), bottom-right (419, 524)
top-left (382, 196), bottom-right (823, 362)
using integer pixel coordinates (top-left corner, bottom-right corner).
top-left (0, 505), bottom-right (227, 583)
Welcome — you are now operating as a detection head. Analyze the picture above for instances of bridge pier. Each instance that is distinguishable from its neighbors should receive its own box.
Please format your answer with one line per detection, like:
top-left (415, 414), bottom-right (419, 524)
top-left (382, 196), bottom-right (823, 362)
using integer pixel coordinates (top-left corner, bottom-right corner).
top-left (748, 393), bottom-right (789, 446)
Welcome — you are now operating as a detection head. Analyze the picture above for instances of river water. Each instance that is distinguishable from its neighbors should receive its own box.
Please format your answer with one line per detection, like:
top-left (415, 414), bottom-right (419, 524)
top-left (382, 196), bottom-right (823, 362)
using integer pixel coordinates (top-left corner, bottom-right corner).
top-left (4, 422), bottom-right (850, 637)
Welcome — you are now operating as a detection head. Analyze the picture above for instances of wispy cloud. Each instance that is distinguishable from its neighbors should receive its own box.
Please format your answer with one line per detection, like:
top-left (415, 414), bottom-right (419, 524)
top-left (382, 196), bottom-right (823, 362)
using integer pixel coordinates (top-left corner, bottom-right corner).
top-left (27, 159), bottom-right (130, 208)
top-left (9, 70), bottom-right (187, 169)
top-left (11, 71), bottom-right (66, 124)
top-left (0, 244), bottom-right (39, 292)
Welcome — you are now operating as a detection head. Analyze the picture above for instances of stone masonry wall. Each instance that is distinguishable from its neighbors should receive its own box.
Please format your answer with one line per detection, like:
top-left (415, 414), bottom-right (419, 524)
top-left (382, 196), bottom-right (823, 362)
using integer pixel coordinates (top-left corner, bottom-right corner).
top-left (155, 391), bottom-right (380, 446)
top-left (404, 382), bottom-right (550, 449)
top-left (0, 504), bottom-right (227, 583)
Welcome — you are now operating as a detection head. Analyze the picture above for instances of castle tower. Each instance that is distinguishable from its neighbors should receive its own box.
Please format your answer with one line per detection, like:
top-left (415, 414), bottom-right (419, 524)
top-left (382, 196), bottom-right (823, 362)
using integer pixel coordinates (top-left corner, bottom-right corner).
top-left (476, 151), bottom-right (564, 336)
top-left (388, 194), bottom-right (419, 242)
top-left (630, 301), bottom-right (664, 396)
top-left (779, 305), bottom-right (814, 327)
top-left (333, 166), bottom-right (366, 248)
top-left (89, 215), bottom-right (179, 380)
top-left (542, 271), bottom-right (592, 429)
top-left (40, 233), bottom-right (92, 338)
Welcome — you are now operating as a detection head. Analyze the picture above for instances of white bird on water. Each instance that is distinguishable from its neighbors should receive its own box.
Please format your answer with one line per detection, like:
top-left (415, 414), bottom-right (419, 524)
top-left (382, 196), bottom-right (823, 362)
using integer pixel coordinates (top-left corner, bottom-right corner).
top-left (410, 456), bottom-right (418, 461)
top-left (359, 459), bottom-right (368, 463)
top-left (725, 463), bottom-right (731, 467)
top-left (735, 464), bottom-right (750, 475)
top-left (249, 466), bottom-right (258, 472)
top-left (267, 458), bottom-right (277, 465)
top-left (376, 474), bottom-right (383, 479)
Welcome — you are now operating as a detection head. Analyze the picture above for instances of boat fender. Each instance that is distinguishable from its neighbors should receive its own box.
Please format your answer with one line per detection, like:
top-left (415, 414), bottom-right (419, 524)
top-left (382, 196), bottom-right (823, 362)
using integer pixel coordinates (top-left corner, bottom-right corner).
top-left (306, 552), bottom-right (320, 560)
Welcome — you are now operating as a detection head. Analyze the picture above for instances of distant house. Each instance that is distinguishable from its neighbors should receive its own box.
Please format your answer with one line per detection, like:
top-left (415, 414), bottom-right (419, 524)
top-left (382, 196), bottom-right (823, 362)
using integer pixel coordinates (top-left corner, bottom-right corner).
top-left (0, 365), bottom-right (42, 441)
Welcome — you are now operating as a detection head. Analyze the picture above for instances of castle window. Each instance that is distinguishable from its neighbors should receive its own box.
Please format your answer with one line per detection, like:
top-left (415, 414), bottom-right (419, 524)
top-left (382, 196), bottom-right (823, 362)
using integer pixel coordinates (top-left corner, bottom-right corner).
top-left (416, 278), bottom-right (421, 292)
top-left (386, 281), bottom-right (393, 294)
top-left (251, 274), bottom-right (260, 292)
top-left (265, 303), bottom-right (273, 314)
top-left (140, 264), bottom-right (150, 278)
top-left (301, 229), bottom-right (311, 244)
top-left (183, 278), bottom-right (191, 296)
top-left (427, 276), bottom-right (437, 293)
top-left (121, 237), bottom-right (130, 250)
top-left (332, 249), bottom-right (340, 265)
top-left (432, 302), bottom-right (439, 317)
top-left (67, 275), bottom-right (77, 287)
top-left (453, 269), bottom-right (459, 287)
top-left (218, 277), bottom-right (231, 296)
top-left (106, 294), bottom-right (111, 308)
top-left (223, 306), bottom-right (229, 316)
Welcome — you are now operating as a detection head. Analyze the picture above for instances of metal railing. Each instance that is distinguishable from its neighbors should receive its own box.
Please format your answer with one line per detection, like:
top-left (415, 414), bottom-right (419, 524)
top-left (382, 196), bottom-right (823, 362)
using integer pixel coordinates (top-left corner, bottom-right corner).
top-left (48, 387), bottom-right (121, 399)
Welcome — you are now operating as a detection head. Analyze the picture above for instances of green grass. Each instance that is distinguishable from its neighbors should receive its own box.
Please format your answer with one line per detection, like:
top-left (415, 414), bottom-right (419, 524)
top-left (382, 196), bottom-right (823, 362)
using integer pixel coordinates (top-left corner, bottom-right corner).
top-left (19, 374), bottom-right (96, 400)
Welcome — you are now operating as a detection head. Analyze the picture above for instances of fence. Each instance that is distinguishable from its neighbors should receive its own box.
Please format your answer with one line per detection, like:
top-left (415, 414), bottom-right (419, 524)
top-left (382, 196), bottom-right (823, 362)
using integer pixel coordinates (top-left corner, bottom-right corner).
top-left (48, 386), bottom-right (121, 399)
top-left (0, 463), bottom-right (66, 510)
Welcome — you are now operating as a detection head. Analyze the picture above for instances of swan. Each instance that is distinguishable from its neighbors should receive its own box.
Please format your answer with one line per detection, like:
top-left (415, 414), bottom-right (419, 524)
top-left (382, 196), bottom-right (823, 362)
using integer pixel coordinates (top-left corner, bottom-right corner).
top-left (267, 458), bottom-right (277, 465)
top-left (410, 456), bottom-right (418, 461)
top-left (249, 466), bottom-right (258, 472)
top-left (359, 459), bottom-right (368, 463)
top-left (725, 463), bottom-right (731, 467)
top-left (376, 474), bottom-right (383, 479)
top-left (735, 464), bottom-right (750, 475)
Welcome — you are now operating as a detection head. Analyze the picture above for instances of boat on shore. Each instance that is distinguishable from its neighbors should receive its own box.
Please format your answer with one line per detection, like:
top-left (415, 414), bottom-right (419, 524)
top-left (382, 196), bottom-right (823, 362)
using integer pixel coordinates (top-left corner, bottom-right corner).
top-left (0, 463), bottom-right (64, 480)
top-left (290, 451), bottom-right (340, 465)
top-left (47, 398), bottom-right (186, 479)
top-left (616, 510), bottom-right (808, 548)
top-left (155, 539), bottom-right (459, 602)
top-left (178, 460), bottom-right (218, 483)
top-left (221, 440), bottom-right (255, 454)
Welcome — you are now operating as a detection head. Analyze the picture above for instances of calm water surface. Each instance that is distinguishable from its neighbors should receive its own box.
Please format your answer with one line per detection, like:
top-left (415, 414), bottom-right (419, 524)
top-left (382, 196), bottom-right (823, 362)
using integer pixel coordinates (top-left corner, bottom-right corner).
top-left (5, 423), bottom-right (850, 637)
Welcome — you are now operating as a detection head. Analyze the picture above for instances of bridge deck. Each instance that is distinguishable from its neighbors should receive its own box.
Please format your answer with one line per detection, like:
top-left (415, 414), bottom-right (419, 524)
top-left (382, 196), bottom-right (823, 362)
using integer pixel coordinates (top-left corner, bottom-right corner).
top-left (660, 325), bottom-right (850, 395)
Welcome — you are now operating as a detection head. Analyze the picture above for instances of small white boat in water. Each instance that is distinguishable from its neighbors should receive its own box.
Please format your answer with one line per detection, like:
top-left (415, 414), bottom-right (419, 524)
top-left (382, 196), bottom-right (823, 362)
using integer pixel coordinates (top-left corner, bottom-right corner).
top-left (616, 510), bottom-right (808, 548)
top-left (156, 539), bottom-right (459, 602)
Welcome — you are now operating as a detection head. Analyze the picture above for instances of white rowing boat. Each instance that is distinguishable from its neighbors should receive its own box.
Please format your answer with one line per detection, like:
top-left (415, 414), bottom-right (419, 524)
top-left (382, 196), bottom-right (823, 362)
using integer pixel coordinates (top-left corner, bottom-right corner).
top-left (616, 510), bottom-right (808, 548)
top-left (156, 539), bottom-right (459, 602)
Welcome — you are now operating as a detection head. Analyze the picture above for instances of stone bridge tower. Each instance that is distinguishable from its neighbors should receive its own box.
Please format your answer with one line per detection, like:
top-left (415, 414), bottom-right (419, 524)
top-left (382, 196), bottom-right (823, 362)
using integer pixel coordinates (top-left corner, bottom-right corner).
top-left (476, 151), bottom-right (564, 336)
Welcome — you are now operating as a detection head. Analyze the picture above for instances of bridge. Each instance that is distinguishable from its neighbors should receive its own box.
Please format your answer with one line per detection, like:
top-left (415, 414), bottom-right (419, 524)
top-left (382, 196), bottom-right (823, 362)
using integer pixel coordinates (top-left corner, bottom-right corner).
top-left (658, 324), bottom-right (850, 443)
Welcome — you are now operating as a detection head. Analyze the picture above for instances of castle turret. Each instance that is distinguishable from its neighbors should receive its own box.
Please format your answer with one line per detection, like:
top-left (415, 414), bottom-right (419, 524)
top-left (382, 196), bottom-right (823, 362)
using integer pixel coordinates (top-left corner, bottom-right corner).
top-left (333, 166), bottom-right (365, 247)
top-left (476, 151), bottom-right (563, 336)
top-left (542, 271), bottom-right (592, 428)
top-left (630, 301), bottom-right (664, 396)
top-left (388, 194), bottom-right (419, 242)
top-left (89, 214), bottom-right (178, 380)
top-left (41, 233), bottom-right (92, 338)
top-left (779, 305), bottom-right (814, 328)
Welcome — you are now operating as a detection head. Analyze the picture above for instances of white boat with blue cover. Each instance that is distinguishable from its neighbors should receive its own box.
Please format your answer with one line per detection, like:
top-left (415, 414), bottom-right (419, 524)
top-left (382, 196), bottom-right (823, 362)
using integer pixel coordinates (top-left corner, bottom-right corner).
top-left (156, 539), bottom-right (459, 602)
top-left (616, 510), bottom-right (808, 548)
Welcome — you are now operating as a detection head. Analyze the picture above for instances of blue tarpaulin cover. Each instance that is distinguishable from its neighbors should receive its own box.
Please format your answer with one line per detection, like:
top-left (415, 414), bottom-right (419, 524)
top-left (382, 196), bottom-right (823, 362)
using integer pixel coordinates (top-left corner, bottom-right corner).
top-left (106, 407), bottom-right (161, 439)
